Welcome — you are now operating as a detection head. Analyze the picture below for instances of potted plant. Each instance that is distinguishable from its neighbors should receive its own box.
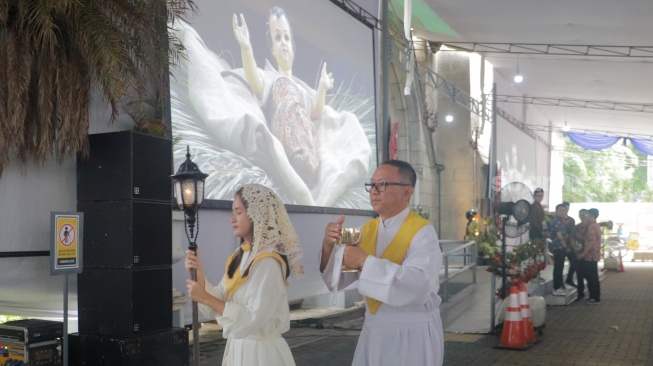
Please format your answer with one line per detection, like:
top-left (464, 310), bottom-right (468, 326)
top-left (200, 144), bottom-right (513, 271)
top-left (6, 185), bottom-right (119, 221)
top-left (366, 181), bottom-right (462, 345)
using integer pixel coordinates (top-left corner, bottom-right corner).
top-left (474, 218), bottom-right (499, 265)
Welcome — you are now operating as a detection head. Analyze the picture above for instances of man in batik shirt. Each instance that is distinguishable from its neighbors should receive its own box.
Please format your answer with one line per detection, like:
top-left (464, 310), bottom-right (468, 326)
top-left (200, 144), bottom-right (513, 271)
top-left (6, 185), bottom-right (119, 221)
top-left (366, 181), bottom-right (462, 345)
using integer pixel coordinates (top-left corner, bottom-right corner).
top-left (577, 208), bottom-right (602, 304)
top-left (549, 204), bottom-right (571, 296)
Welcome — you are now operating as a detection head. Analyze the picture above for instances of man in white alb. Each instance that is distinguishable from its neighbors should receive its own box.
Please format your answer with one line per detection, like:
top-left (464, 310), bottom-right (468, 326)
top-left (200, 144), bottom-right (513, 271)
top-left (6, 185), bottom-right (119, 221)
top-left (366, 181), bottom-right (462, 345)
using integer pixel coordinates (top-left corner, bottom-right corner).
top-left (320, 160), bottom-right (444, 366)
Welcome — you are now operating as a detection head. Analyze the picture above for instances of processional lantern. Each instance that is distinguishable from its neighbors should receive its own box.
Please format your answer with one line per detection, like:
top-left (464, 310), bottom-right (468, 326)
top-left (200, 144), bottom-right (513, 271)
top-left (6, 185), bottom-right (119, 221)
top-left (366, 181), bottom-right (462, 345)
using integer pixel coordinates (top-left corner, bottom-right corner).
top-left (171, 145), bottom-right (208, 366)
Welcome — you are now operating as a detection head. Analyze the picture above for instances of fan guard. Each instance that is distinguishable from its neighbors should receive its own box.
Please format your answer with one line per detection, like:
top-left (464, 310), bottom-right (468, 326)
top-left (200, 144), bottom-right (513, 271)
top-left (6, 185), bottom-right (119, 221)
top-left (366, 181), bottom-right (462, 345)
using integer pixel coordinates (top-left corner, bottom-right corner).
top-left (497, 182), bottom-right (534, 238)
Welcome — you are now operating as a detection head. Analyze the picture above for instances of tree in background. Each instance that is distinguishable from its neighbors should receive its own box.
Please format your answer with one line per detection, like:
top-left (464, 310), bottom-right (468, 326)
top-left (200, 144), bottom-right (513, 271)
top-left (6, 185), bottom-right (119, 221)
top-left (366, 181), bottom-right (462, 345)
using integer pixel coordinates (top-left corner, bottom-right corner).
top-left (563, 137), bottom-right (650, 202)
top-left (629, 144), bottom-right (651, 200)
top-left (0, 0), bottom-right (197, 176)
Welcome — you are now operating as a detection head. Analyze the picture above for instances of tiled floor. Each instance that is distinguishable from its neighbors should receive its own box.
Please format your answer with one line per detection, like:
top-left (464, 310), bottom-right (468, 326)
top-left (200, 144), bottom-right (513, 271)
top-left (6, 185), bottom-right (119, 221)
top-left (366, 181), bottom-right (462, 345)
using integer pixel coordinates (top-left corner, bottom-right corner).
top-left (195, 261), bottom-right (653, 365)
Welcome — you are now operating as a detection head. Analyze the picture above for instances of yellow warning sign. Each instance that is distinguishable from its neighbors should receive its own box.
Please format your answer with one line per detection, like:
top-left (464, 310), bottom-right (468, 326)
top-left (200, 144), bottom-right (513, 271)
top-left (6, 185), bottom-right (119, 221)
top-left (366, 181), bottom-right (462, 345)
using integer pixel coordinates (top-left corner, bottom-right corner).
top-left (51, 212), bottom-right (83, 274)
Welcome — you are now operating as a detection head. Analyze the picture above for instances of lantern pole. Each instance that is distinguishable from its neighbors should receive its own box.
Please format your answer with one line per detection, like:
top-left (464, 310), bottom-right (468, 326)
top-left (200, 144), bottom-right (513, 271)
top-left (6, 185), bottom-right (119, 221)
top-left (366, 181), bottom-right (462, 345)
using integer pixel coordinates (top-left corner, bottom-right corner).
top-left (171, 146), bottom-right (208, 366)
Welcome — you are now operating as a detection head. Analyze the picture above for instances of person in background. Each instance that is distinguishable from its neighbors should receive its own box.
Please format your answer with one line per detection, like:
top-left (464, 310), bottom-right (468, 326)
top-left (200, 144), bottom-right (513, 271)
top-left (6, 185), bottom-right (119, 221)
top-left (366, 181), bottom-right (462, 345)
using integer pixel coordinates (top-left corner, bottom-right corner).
top-left (549, 204), bottom-right (570, 296)
top-left (573, 209), bottom-right (589, 301)
top-left (577, 208), bottom-right (602, 304)
top-left (185, 183), bottom-right (304, 366)
top-left (529, 188), bottom-right (547, 241)
top-left (561, 202), bottom-right (578, 288)
top-left (319, 160), bottom-right (444, 366)
top-left (465, 209), bottom-right (479, 240)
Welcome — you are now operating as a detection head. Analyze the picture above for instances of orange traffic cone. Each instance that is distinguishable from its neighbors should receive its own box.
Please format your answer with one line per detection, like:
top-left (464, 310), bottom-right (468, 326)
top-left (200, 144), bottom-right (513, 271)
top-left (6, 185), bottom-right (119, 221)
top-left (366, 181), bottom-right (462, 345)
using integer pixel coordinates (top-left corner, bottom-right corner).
top-left (496, 285), bottom-right (529, 350)
top-left (618, 252), bottom-right (625, 272)
top-left (518, 283), bottom-right (536, 344)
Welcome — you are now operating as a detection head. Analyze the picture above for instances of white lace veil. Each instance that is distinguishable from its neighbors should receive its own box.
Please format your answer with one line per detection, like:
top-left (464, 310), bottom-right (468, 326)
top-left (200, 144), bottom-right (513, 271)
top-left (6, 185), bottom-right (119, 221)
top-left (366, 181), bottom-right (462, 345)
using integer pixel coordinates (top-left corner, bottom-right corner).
top-left (239, 183), bottom-right (304, 278)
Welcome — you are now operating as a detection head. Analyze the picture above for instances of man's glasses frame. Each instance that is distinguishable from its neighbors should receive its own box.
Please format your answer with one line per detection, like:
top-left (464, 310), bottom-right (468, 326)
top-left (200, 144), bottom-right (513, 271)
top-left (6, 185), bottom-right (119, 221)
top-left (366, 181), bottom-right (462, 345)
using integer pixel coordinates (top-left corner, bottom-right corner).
top-left (364, 182), bottom-right (412, 193)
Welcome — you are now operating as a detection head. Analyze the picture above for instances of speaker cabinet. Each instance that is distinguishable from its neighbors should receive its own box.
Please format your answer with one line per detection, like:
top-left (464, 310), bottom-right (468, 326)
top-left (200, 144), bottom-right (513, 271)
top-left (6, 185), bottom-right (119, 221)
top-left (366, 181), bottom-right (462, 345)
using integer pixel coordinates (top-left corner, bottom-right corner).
top-left (77, 131), bottom-right (173, 202)
top-left (69, 328), bottom-right (189, 366)
top-left (77, 200), bottom-right (171, 268)
top-left (78, 267), bottom-right (172, 337)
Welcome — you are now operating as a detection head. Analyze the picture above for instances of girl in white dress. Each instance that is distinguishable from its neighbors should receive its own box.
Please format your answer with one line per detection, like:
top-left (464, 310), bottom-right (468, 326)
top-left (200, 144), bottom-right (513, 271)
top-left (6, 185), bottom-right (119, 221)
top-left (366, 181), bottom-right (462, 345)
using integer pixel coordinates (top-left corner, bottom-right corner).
top-left (185, 183), bottom-right (304, 366)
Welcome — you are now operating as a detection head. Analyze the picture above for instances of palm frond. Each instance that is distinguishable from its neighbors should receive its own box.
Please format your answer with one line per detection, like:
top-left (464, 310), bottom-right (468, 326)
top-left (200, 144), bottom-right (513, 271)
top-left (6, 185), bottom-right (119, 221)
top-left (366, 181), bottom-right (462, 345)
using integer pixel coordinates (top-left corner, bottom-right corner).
top-left (0, 0), bottom-right (197, 176)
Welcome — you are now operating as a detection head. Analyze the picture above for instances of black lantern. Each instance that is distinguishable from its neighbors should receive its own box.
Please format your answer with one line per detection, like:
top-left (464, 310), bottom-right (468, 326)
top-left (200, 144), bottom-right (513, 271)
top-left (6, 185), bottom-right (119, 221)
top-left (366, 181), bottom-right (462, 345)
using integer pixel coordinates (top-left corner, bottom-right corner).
top-left (171, 145), bottom-right (208, 366)
top-left (172, 145), bottom-right (208, 243)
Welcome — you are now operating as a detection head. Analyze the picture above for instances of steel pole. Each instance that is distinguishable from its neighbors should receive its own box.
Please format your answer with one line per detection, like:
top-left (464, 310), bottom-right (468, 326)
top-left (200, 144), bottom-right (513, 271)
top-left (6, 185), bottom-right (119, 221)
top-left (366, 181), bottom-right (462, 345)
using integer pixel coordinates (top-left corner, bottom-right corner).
top-left (189, 241), bottom-right (199, 366)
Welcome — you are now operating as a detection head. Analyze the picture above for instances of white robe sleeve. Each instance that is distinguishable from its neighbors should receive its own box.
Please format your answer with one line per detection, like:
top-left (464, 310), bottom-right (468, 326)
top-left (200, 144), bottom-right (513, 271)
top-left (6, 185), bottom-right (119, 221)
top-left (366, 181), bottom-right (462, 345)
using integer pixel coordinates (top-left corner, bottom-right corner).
top-left (217, 258), bottom-right (287, 339)
top-left (198, 277), bottom-right (227, 320)
top-left (319, 244), bottom-right (359, 291)
top-left (358, 225), bottom-right (441, 307)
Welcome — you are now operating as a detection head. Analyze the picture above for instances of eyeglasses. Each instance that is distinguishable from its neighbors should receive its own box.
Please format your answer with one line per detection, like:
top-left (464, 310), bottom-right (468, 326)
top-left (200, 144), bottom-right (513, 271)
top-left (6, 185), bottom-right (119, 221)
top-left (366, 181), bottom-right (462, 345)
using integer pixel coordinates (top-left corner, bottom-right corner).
top-left (364, 182), bottom-right (412, 193)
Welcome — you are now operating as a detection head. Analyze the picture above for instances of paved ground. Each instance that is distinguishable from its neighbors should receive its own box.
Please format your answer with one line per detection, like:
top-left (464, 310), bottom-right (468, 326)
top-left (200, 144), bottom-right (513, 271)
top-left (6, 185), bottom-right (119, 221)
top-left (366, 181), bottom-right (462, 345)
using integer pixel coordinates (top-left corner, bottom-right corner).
top-left (192, 262), bottom-right (653, 365)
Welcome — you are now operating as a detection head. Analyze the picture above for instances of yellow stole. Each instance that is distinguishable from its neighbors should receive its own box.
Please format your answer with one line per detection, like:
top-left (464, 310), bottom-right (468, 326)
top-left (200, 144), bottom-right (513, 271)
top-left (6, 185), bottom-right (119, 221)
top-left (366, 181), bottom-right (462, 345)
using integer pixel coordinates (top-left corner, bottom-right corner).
top-left (359, 211), bottom-right (429, 314)
top-left (224, 243), bottom-right (287, 301)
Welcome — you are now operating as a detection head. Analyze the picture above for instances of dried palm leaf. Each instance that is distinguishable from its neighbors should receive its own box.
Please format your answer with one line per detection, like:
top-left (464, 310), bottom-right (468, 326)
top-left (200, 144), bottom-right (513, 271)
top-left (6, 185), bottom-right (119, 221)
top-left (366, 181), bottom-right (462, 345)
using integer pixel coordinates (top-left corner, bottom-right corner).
top-left (0, 0), bottom-right (197, 176)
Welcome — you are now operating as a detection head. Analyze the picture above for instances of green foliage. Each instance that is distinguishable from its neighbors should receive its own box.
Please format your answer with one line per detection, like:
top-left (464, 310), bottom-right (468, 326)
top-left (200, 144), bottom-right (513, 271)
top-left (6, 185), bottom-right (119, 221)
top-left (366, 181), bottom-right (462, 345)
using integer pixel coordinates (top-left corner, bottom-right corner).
top-left (473, 217), bottom-right (499, 259)
top-left (477, 241), bottom-right (499, 260)
top-left (125, 98), bottom-right (168, 136)
top-left (562, 137), bottom-right (649, 202)
top-left (629, 145), bottom-right (649, 197)
top-left (411, 205), bottom-right (430, 220)
top-left (0, 315), bottom-right (25, 324)
top-left (641, 187), bottom-right (653, 202)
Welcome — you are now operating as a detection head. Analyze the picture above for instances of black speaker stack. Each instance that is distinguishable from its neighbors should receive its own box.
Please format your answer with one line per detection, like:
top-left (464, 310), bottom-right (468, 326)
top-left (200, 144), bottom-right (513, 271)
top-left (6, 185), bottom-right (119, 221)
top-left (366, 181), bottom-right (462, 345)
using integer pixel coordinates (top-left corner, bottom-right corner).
top-left (70, 131), bottom-right (189, 365)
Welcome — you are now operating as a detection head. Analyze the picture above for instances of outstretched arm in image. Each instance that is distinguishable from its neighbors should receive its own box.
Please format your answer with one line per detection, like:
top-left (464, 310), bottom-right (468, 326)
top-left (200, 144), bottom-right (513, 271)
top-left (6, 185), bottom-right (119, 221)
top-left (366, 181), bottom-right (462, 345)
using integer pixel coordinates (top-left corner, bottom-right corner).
top-left (233, 13), bottom-right (264, 98)
top-left (310, 62), bottom-right (334, 119)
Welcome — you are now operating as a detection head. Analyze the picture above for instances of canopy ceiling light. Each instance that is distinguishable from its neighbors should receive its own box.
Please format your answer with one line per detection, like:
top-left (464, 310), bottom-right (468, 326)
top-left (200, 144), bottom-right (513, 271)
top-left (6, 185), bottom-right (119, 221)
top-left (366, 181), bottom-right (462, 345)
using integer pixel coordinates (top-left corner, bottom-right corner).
top-left (562, 121), bottom-right (570, 132)
top-left (513, 72), bottom-right (523, 83)
top-left (445, 89), bottom-right (455, 122)
top-left (513, 56), bottom-right (523, 83)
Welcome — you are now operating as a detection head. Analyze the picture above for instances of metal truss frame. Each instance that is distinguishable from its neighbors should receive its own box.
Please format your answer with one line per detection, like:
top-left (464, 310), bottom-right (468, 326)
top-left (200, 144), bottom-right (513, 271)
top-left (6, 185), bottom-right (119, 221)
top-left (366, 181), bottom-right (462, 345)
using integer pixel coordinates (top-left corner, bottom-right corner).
top-left (494, 95), bottom-right (653, 114)
top-left (439, 42), bottom-right (653, 58)
top-left (328, 0), bottom-right (379, 30)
